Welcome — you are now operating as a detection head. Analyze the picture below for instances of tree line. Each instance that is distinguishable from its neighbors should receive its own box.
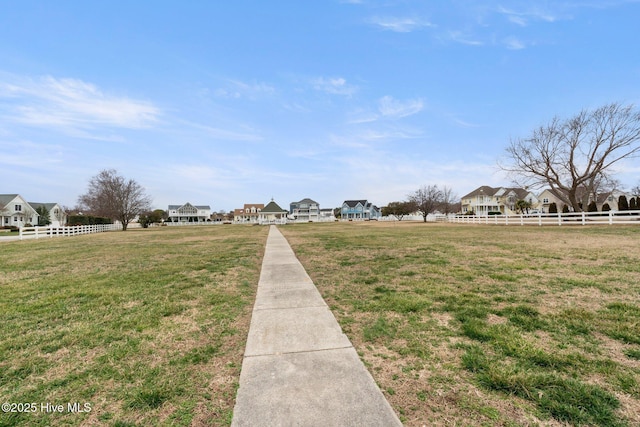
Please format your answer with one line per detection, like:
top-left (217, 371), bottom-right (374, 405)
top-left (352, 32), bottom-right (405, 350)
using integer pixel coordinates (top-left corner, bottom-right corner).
top-left (382, 185), bottom-right (459, 222)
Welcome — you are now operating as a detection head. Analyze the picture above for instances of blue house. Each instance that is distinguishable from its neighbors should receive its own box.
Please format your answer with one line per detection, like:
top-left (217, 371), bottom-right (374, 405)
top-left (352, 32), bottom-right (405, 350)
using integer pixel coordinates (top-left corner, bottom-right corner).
top-left (341, 200), bottom-right (381, 220)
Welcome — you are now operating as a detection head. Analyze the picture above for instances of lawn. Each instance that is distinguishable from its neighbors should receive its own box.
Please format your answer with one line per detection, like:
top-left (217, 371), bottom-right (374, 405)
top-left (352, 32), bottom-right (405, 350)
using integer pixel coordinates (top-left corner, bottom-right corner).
top-left (2, 222), bottom-right (639, 426)
top-left (280, 222), bottom-right (640, 426)
top-left (0, 225), bottom-right (268, 427)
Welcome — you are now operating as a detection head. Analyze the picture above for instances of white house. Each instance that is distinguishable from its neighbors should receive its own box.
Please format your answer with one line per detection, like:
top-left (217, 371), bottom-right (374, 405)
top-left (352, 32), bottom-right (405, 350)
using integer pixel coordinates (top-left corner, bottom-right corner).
top-left (258, 200), bottom-right (288, 224)
top-left (234, 204), bottom-right (264, 223)
top-left (0, 194), bottom-right (38, 227)
top-left (29, 202), bottom-right (67, 227)
top-left (167, 203), bottom-right (212, 223)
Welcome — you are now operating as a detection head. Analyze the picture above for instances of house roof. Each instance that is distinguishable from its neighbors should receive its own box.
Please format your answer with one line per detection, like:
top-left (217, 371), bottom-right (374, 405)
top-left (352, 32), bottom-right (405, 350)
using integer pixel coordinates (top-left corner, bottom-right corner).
top-left (462, 186), bottom-right (534, 200)
top-left (29, 202), bottom-right (60, 211)
top-left (168, 203), bottom-right (211, 210)
top-left (0, 194), bottom-right (20, 207)
top-left (293, 198), bottom-right (319, 205)
top-left (261, 200), bottom-right (287, 213)
top-left (343, 199), bottom-right (368, 207)
top-left (461, 186), bottom-right (497, 199)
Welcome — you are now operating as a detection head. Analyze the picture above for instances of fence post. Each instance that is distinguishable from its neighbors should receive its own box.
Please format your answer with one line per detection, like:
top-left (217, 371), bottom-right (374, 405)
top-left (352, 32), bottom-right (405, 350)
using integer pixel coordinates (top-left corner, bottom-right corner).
top-left (609, 211), bottom-right (613, 225)
top-left (581, 212), bottom-right (586, 225)
top-left (19, 227), bottom-right (23, 240)
top-left (558, 212), bottom-right (562, 226)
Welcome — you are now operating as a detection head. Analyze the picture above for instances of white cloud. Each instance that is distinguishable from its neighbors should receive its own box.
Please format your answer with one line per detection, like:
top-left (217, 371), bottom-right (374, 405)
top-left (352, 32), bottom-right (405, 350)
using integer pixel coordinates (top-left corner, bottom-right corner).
top-left (368, 16), bottom-right (434, 33)
top-left (214, 78), bottom-right (275, 100)
top-left (448, 31), bottom-right (484, 46)
top-left (504, 36), bottom-right (526, 50)
top-left (176, 119), bottom-right (262, 142)
top-left (378, 96), bottom-right (423, 118)
top-left (497, 6), bottom-right (558, 25)
top-left (0, 75), bottom-right (160, 132)
top-left (312, 77), bottom-right (357, 96)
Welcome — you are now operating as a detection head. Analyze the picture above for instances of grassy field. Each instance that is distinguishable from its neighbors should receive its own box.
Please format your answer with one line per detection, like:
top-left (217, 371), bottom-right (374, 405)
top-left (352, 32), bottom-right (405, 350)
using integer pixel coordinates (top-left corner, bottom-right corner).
top-left (0, 225), bottom-right (268, 427)
top-left (2, 223), bottom-right (640, 426)
top-left (280, 222), bottom-right (640, 427)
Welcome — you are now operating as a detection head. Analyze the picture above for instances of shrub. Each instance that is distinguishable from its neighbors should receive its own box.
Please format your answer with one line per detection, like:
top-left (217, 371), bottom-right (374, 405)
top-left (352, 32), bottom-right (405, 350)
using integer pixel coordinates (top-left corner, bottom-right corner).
top-left (587, 201), bottom-right (598, 212)
top-left (562, 204), bottom-right (570, 213)
top-left (549, 202), bottom-right (558, 214)
top-left (67, 215), bottom-right (113, 226)
top-left (618, 195), bottom-right (629, 211)
top-left (602, 203), bottom-right (611, 212)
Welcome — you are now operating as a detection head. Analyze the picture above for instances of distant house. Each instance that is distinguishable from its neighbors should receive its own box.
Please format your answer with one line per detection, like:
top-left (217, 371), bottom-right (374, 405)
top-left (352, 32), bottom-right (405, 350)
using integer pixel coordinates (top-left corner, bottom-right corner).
top-left (461, 186), bottom-right (539, 215)
top-left (538, 188), bottom-right (634, 212)
top-left (0, 194), bottom-right (38, 227)
top-left (167, 203), bottom-right (211, 223)
top-left (259, 200), bottom-right (288, 223)
top-left (234, 204), bottom-right (265, 223)
top-left (290, 198), bottom-right (320, 222)
top-left (595, 190), bottom-right (633, 211)
top-left (341, 200), bottom-right (381, 220)
top-left (319, 208), bottom-right (336, 221)
top-left (29, 202), bottom-right (67, 227)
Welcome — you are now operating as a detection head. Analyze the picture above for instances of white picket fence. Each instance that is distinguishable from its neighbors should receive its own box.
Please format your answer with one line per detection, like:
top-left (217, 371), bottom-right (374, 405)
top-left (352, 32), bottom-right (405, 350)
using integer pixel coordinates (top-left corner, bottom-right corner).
top-left (450, 210), bottom-right (640, 226)
top-left (17, 223), bottom-right (123, 240)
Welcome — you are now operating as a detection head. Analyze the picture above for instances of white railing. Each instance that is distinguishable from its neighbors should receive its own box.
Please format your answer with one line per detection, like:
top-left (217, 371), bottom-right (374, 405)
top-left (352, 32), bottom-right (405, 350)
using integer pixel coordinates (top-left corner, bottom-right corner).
top-left (17, 223), bottom-right (123, 240)
top-left (450, 210), bottom-right (640, 226)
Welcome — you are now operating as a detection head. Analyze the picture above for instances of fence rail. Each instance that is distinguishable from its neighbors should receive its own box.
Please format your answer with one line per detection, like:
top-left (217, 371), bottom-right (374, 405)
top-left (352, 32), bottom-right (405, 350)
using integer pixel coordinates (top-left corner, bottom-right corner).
top-left (450, 210), bottom-right (640, 226)
top-left (17, 223), bottom-right (122, 240)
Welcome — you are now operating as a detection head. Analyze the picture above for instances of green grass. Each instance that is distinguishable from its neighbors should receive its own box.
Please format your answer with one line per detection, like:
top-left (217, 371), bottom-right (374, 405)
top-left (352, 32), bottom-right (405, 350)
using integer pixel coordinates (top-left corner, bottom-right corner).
top-left (280, 222), bottom-right (640, 426)
top-left (0, 225), bottom-right (267, 427)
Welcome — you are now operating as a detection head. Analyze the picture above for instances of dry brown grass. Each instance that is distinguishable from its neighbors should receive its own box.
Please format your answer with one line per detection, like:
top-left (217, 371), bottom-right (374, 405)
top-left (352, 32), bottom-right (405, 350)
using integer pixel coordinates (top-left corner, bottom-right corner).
top-left (0, 225), bottom-right (268, 426)
top-left (281, 221), bottom-right (640, 426)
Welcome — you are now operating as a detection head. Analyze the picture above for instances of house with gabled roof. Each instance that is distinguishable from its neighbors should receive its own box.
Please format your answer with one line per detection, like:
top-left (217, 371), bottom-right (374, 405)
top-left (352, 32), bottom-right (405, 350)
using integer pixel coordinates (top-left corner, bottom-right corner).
top-left (167, 202), bottom-right (211, 223)
top-left (341, 199), bottom-right (381, 220)
top-left (460, 186), bottom-right (540, 215)
top-left (29, 202), bottom-right (67, 227)
top-left (0, 194), bottom-right (38, 227)
top-left (290, 198), bottom-right (320, 222)
top-left (234, 204), bottom-right (265, 223)
top-left (259, 199), bottom-right (288, 224)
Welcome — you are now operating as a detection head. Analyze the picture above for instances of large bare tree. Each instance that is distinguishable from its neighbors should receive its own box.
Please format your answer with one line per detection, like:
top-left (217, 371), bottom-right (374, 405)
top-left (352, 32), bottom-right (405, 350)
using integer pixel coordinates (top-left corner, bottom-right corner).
top-left (78, 169), bottom-right (152, 231)
top-left (501, 103), bottom-right (640, 212)
top-left (410, 185), bottom-right (443, 222)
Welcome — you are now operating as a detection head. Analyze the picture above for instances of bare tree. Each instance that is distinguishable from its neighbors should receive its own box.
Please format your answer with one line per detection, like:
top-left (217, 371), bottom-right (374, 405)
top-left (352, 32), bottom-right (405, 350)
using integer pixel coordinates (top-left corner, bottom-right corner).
top-left (439, 185), bottom-right (458, 215)
top-left (78, 169), bottom-right (152, 231)
top-left (501, 103), bottom-right (640, 212)
top-left (382, 201), bottom-right (417, 221)
top-left (410, 185), bottom-right (443, 222)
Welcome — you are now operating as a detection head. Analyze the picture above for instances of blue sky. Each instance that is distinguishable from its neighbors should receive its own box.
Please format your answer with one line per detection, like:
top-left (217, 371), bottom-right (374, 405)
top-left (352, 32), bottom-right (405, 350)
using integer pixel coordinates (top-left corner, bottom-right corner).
top-left (1, 1), bottom-right (639, 212)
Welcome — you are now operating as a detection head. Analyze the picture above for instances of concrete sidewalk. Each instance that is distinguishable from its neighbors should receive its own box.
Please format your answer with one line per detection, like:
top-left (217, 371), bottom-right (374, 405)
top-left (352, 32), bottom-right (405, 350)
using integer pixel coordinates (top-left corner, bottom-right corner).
top-left (231, 226), bottom-right (402, 427)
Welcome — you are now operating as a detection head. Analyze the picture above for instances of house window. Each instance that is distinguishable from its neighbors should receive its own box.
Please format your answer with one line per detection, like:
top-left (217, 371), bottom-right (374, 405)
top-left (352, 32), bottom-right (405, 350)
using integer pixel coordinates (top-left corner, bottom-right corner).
top-left (15, 204), bottom-right (22, 211)
top-left (543, 198), bottom-right (549, 204)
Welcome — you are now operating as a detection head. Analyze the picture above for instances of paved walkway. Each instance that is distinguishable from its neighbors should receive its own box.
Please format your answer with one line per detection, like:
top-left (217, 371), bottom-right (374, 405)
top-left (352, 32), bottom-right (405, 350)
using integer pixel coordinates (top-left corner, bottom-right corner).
top-left (231, 226), bottom-right (402, 427)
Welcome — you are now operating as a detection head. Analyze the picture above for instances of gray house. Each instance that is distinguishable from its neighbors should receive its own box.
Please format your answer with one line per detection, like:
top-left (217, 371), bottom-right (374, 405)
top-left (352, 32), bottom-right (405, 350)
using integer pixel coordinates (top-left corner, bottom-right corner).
top-left (290, 198), bottom-right (320, 222)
